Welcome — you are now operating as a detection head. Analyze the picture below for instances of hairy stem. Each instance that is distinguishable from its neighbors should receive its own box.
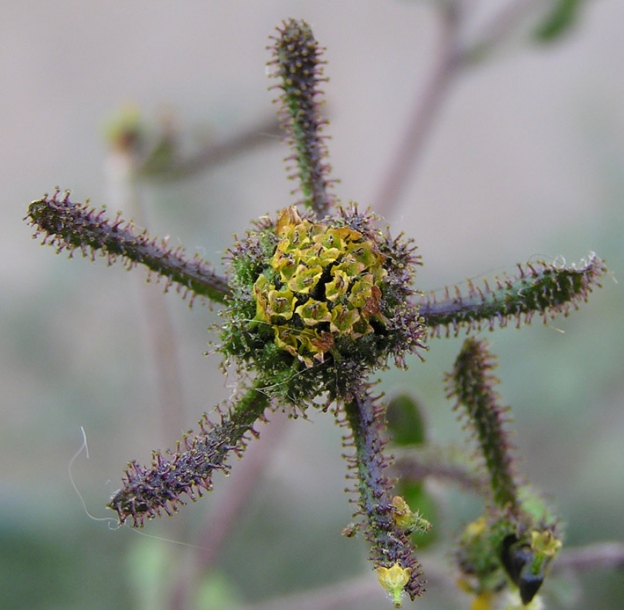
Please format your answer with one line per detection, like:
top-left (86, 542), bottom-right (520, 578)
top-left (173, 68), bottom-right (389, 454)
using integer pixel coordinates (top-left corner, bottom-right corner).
top-left (341, 387), bottom-right (424, 601)
top-left (420, 253), bottom-right (607, 337)
top-left (27, 190), bottom-right (231, 305)
top-left (269, 19), bottom-right (335, 218)
top-left (446, 338), bottom-right (518, 510)
top-left (107, 385), bottom-right (270, 526)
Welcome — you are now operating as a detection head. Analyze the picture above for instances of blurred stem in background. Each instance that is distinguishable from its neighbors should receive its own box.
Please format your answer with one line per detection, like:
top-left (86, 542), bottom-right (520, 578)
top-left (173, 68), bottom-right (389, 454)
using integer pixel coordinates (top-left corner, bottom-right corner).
top-left (105, 108), bottom-right (291, 609)
top-left (373, 0), bottom-right (576, 216)
top-left (105, 107), bottom-right (187, 447)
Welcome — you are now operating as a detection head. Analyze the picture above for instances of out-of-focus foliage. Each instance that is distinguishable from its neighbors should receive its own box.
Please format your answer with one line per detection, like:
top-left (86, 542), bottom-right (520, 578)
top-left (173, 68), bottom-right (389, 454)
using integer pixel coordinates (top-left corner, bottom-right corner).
top-left (534, 0), bottom-right (587, 43)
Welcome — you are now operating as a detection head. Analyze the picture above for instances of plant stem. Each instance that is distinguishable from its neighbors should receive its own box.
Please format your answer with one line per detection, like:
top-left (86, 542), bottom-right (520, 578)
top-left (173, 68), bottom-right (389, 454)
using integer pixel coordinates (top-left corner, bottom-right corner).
top-left (373, 0), bottom-right (544, 216)
top-left (169, 410), bottom-right (291, 609)
top-left (342, 388), bottom-right (424, 601)
top-left (140, 116), bottom-right (282, 182)
top-left (107, 385), bottom-right (271, 526)
top-left (373, 4), bottom-right (462, 215)
top-left (27, 191), bottom-right (232, 305)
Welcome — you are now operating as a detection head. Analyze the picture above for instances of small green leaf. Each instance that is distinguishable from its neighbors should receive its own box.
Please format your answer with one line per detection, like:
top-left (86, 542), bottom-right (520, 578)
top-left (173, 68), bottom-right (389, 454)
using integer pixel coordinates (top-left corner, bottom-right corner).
top-left (195, 571), bottom-right (243, 609)
top-left (387, 394), bottom-right (427, 447)
top-left (534, 0), bottom-right (585, 43)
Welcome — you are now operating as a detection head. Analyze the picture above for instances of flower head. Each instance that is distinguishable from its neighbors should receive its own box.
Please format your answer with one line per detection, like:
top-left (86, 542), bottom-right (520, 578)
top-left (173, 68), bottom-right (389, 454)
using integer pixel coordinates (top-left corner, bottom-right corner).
top-left (221, 204), bottom-right (425, 406)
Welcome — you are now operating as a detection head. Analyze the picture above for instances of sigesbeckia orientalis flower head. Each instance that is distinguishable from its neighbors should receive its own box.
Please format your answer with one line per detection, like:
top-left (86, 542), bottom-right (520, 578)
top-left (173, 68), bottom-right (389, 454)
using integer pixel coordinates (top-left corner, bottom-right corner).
top-left (220, 204), bottom-right (426, 409)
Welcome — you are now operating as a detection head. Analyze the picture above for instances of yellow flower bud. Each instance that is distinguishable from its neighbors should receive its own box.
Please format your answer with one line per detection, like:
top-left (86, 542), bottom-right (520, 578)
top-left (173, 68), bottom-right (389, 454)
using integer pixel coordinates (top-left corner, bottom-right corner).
top-left (275, 206), bottom-right (302, 236)
top-left (469, 591), bottom-right (493, 610)
top-left (391, 495), bottom-right (431, 534)
top-left (530, 530), bottom-right (562, 558)
top-left (376, 563), bottom-right (412, 608)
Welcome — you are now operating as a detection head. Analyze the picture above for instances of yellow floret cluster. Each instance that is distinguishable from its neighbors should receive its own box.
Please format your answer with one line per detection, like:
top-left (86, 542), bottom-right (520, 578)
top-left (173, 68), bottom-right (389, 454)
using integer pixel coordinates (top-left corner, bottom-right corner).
top-left (253, 206), bottom-right (389, 368)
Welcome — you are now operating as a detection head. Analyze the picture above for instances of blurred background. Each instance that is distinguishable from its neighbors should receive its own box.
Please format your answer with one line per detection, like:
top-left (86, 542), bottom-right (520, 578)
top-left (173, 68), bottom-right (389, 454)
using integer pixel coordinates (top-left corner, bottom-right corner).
top-left (1, 1), bottom-right (623, 608)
